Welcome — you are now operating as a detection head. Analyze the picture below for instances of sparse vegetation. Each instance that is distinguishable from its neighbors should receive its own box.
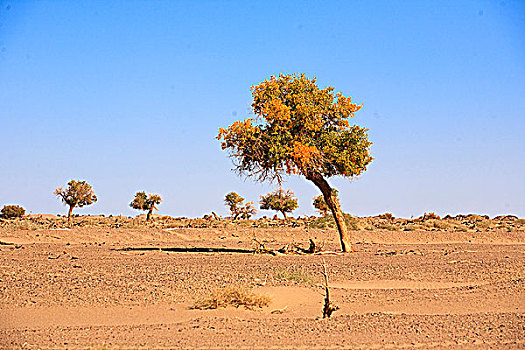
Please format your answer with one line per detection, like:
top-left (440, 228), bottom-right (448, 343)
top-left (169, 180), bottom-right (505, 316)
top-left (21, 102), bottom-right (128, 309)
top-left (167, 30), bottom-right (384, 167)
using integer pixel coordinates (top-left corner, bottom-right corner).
top-left (275, 266), bottom-right (315, 285)
top-left (0, 212), bottom-right (522, 233)
top-left (193, 286), bottom-right (271, 310)
top-left (129, 191), bottom-right (162, 221)
top-left (259, 189), bottom-right (298, 219)
top-left (1, 205), bottom-right (25, 219)
top-left (54, 180), bottom-right (97, 223)
top-left (310, 213), bottom-right (359, 230)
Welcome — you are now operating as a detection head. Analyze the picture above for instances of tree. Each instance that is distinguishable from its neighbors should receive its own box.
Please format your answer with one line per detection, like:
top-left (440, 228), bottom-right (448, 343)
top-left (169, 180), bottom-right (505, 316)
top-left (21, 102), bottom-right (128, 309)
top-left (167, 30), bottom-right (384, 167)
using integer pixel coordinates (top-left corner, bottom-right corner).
top-left (130, 191), bottom-right (162, 221)
top-left (54, 180), bottom-right (97, 223)
top-left (1, 205), bottom-right (25, 219)
top-left (224, 192), bottom-right (257, 219)
top-left (217, 74), bottom-right (372, 252)
top-left (259, 189), bottom-right (298, 219)
top-left (313, 189), bottom-right (339, 216)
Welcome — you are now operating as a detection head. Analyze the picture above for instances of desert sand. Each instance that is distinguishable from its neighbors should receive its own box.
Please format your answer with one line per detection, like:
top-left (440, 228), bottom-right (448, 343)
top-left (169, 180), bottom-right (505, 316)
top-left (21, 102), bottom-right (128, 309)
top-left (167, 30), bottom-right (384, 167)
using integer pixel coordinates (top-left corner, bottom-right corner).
top-left (0, 219), bottom-right (524, 349)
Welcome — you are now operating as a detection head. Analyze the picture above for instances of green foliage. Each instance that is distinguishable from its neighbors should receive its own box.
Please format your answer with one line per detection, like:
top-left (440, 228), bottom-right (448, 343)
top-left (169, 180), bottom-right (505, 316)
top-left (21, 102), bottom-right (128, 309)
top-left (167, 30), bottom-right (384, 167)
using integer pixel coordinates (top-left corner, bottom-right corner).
top-left (312, 189), bottom-right (338, 216)
top-left (130, 191), bottom-right (162, 221)
top-left (224, 192), bottom-right (257, 219)
top-left (217, 73), bottom-right (373, 182)
top-left (218, 74), bottom-right (373, 251)
top-left (54, 180), bottom-right (97, 221)
top-left (259, 189), bottom-right (298, 219)
top-left (1, 205), bottom-right (25, 218)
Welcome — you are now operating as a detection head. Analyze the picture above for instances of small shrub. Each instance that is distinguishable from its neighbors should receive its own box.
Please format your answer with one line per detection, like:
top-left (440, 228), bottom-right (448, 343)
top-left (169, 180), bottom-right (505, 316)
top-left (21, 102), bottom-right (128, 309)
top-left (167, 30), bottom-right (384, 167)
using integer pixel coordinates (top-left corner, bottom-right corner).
top-left (310, 213), bottom-right (360, 230)
top-left (433, 221), bottom-right (452, 230)
top-left (378, 212), bottom-right (395, 221)
top-left (344, 214), bottom-right (360, 230)
top-left (1, 205), bottom-right (25, 219)
top-left (377, 223), bottom-right (398, 231)
top-left (421, 212), bottom-right (440, 221)
top-left (275, 266), bottom-right (315, 285)
top-left (193, 286), bottom-right (271, 310)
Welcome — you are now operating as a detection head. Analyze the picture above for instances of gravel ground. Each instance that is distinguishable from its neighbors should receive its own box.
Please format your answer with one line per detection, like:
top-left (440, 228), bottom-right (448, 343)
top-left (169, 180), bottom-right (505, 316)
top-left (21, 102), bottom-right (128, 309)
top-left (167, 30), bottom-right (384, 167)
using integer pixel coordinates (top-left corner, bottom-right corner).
top-left (0, 227), bottom-right (523, 349)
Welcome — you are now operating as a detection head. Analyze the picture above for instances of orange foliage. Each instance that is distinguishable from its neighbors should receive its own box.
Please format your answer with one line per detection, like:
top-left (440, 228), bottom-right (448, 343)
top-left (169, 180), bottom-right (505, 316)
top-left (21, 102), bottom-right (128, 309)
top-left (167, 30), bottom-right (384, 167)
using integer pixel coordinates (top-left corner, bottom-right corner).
top-left (292, 141), bottom-right (320, 170)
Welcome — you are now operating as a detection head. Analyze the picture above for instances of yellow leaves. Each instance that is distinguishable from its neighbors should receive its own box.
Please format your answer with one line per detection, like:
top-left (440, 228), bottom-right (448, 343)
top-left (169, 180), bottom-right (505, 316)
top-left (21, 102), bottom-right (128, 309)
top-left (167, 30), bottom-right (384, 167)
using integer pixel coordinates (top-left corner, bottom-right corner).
top-left (218, 73), bottom-right (372, 182)
top-left (262, 99), bottom-right (291, 124)
top-left (217, 119), bottom-right (260, 152)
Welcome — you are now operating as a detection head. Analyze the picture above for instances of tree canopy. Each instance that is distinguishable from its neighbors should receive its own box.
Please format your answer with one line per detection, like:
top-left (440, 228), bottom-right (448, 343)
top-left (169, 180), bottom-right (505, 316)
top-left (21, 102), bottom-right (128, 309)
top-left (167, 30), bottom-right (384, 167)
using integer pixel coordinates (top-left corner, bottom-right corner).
top-left (130, 191), bottom-right (162, 221)
top-left (259, 189), bottom-right (298, 219)
top-left (54, 180), bottom-right (97, 222)
top-left (217, 73), bottom-right (372, 183)
top-left (218, 74), bottom-right (373, 251)
top-left (224, 192), bottom-right (256, 220)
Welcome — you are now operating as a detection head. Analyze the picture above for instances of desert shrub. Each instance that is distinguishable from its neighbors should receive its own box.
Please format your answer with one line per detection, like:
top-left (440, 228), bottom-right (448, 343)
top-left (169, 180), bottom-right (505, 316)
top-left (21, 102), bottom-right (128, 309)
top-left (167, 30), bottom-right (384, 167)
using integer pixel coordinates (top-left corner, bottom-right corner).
top-left (433, 220), bottom-right (452, 230)
top-left (376, 223), bottom-right (399, 231)
top-left (310, 213), bottom-right (360, 230)
top-left (193, 286), bottom-right (270, 310)
top-left (275, 266), bottom-right (315, 285)
top-left (2, 220), bottom-right (39, 231)
top-left (421, 212), bottom-right (440, 221)
top-left (403, 224), bottom-right (418, 231)
top-left (378, 212), bottom-right (395, 221)
top-left (1, 205), bottom-right (25, 219)
top-left (454, 225), bottom-right (468, 232)
top-left (345, 214), bottom-right (360, 230)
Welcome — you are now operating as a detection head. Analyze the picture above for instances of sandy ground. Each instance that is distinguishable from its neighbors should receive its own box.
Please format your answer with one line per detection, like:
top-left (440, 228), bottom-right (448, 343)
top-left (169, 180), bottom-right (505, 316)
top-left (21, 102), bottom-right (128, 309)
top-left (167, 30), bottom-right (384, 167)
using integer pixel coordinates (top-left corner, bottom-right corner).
top-left (0, 227), bottom-right (524, 349)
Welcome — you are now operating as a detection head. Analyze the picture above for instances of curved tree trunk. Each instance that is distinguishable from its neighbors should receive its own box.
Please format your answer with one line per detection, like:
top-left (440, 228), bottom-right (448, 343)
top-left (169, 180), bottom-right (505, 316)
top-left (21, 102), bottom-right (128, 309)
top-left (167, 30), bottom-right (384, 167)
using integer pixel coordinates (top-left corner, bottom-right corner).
top-left (146, 209), bottom-right (152, 221)
top-left (306, 171), bottom-right (354, 252)
top-left (68, 205), bottom-right (74, 224)
top-left (281, 211), bottom-right (287, 219)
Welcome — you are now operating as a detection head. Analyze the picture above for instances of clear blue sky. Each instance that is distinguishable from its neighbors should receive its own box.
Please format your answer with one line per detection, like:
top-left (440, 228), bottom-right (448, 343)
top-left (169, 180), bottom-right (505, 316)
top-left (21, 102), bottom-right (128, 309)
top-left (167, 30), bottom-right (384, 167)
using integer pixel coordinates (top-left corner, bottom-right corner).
top-left (1, 0), bottom-right (524, 218)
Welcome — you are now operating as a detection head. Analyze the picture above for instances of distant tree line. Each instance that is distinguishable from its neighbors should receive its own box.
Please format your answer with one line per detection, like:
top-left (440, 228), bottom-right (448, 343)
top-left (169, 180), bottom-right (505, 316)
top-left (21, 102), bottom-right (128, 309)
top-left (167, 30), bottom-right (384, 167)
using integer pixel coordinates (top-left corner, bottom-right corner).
top-left (1, 179), bottom-right (335, 223)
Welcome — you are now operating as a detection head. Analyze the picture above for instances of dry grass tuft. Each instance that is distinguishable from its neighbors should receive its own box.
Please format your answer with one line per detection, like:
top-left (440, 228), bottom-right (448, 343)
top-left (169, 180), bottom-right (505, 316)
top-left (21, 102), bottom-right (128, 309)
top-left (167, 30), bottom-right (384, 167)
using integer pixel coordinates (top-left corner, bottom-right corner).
top-left (193, 286), bottom-right (271, 310)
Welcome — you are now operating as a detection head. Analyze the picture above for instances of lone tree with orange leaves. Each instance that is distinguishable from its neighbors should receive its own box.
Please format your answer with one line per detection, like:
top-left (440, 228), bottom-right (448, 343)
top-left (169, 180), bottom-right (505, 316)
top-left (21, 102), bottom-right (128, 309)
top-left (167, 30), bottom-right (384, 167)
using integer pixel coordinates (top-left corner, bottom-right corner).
top-left (218, 74), bottom-right (372, 252)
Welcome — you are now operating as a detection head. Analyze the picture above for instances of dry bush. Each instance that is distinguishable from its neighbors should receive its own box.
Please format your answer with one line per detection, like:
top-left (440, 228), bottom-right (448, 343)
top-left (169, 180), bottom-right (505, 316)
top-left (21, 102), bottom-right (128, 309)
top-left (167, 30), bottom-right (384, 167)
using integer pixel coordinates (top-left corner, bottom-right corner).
top-left (193, 286), bottom-right (271, 310)
top-left (1, 205), bottom-right (25, 219)
top-left (275, 266), bottom-right (315, 285)
top-left (433, 220), bottom-right (452, 230)
top-left (421, 212), bottom-right (440, 221)
top-left (378, 212), bottom-right (395, 221)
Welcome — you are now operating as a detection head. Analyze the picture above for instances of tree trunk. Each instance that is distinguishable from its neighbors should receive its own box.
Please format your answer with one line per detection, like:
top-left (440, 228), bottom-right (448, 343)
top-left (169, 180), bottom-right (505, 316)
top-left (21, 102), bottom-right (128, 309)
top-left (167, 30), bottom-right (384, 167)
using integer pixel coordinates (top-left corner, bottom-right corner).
top-left (281, 211), bottom-right (287, 219)
top-left (146, 209), bottom-right (152, 221)
top-left (306, 171), bottom-right (354, 252)
top-left (68, 205), bottom-right (74, 224)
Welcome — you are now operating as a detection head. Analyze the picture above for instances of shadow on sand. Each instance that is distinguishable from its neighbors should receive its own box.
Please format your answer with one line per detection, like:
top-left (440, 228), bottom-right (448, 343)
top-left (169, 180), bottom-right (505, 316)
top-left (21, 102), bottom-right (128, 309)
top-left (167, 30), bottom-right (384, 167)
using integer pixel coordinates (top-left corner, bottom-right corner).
top-left (114, 246), bottom-right (257, 254)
